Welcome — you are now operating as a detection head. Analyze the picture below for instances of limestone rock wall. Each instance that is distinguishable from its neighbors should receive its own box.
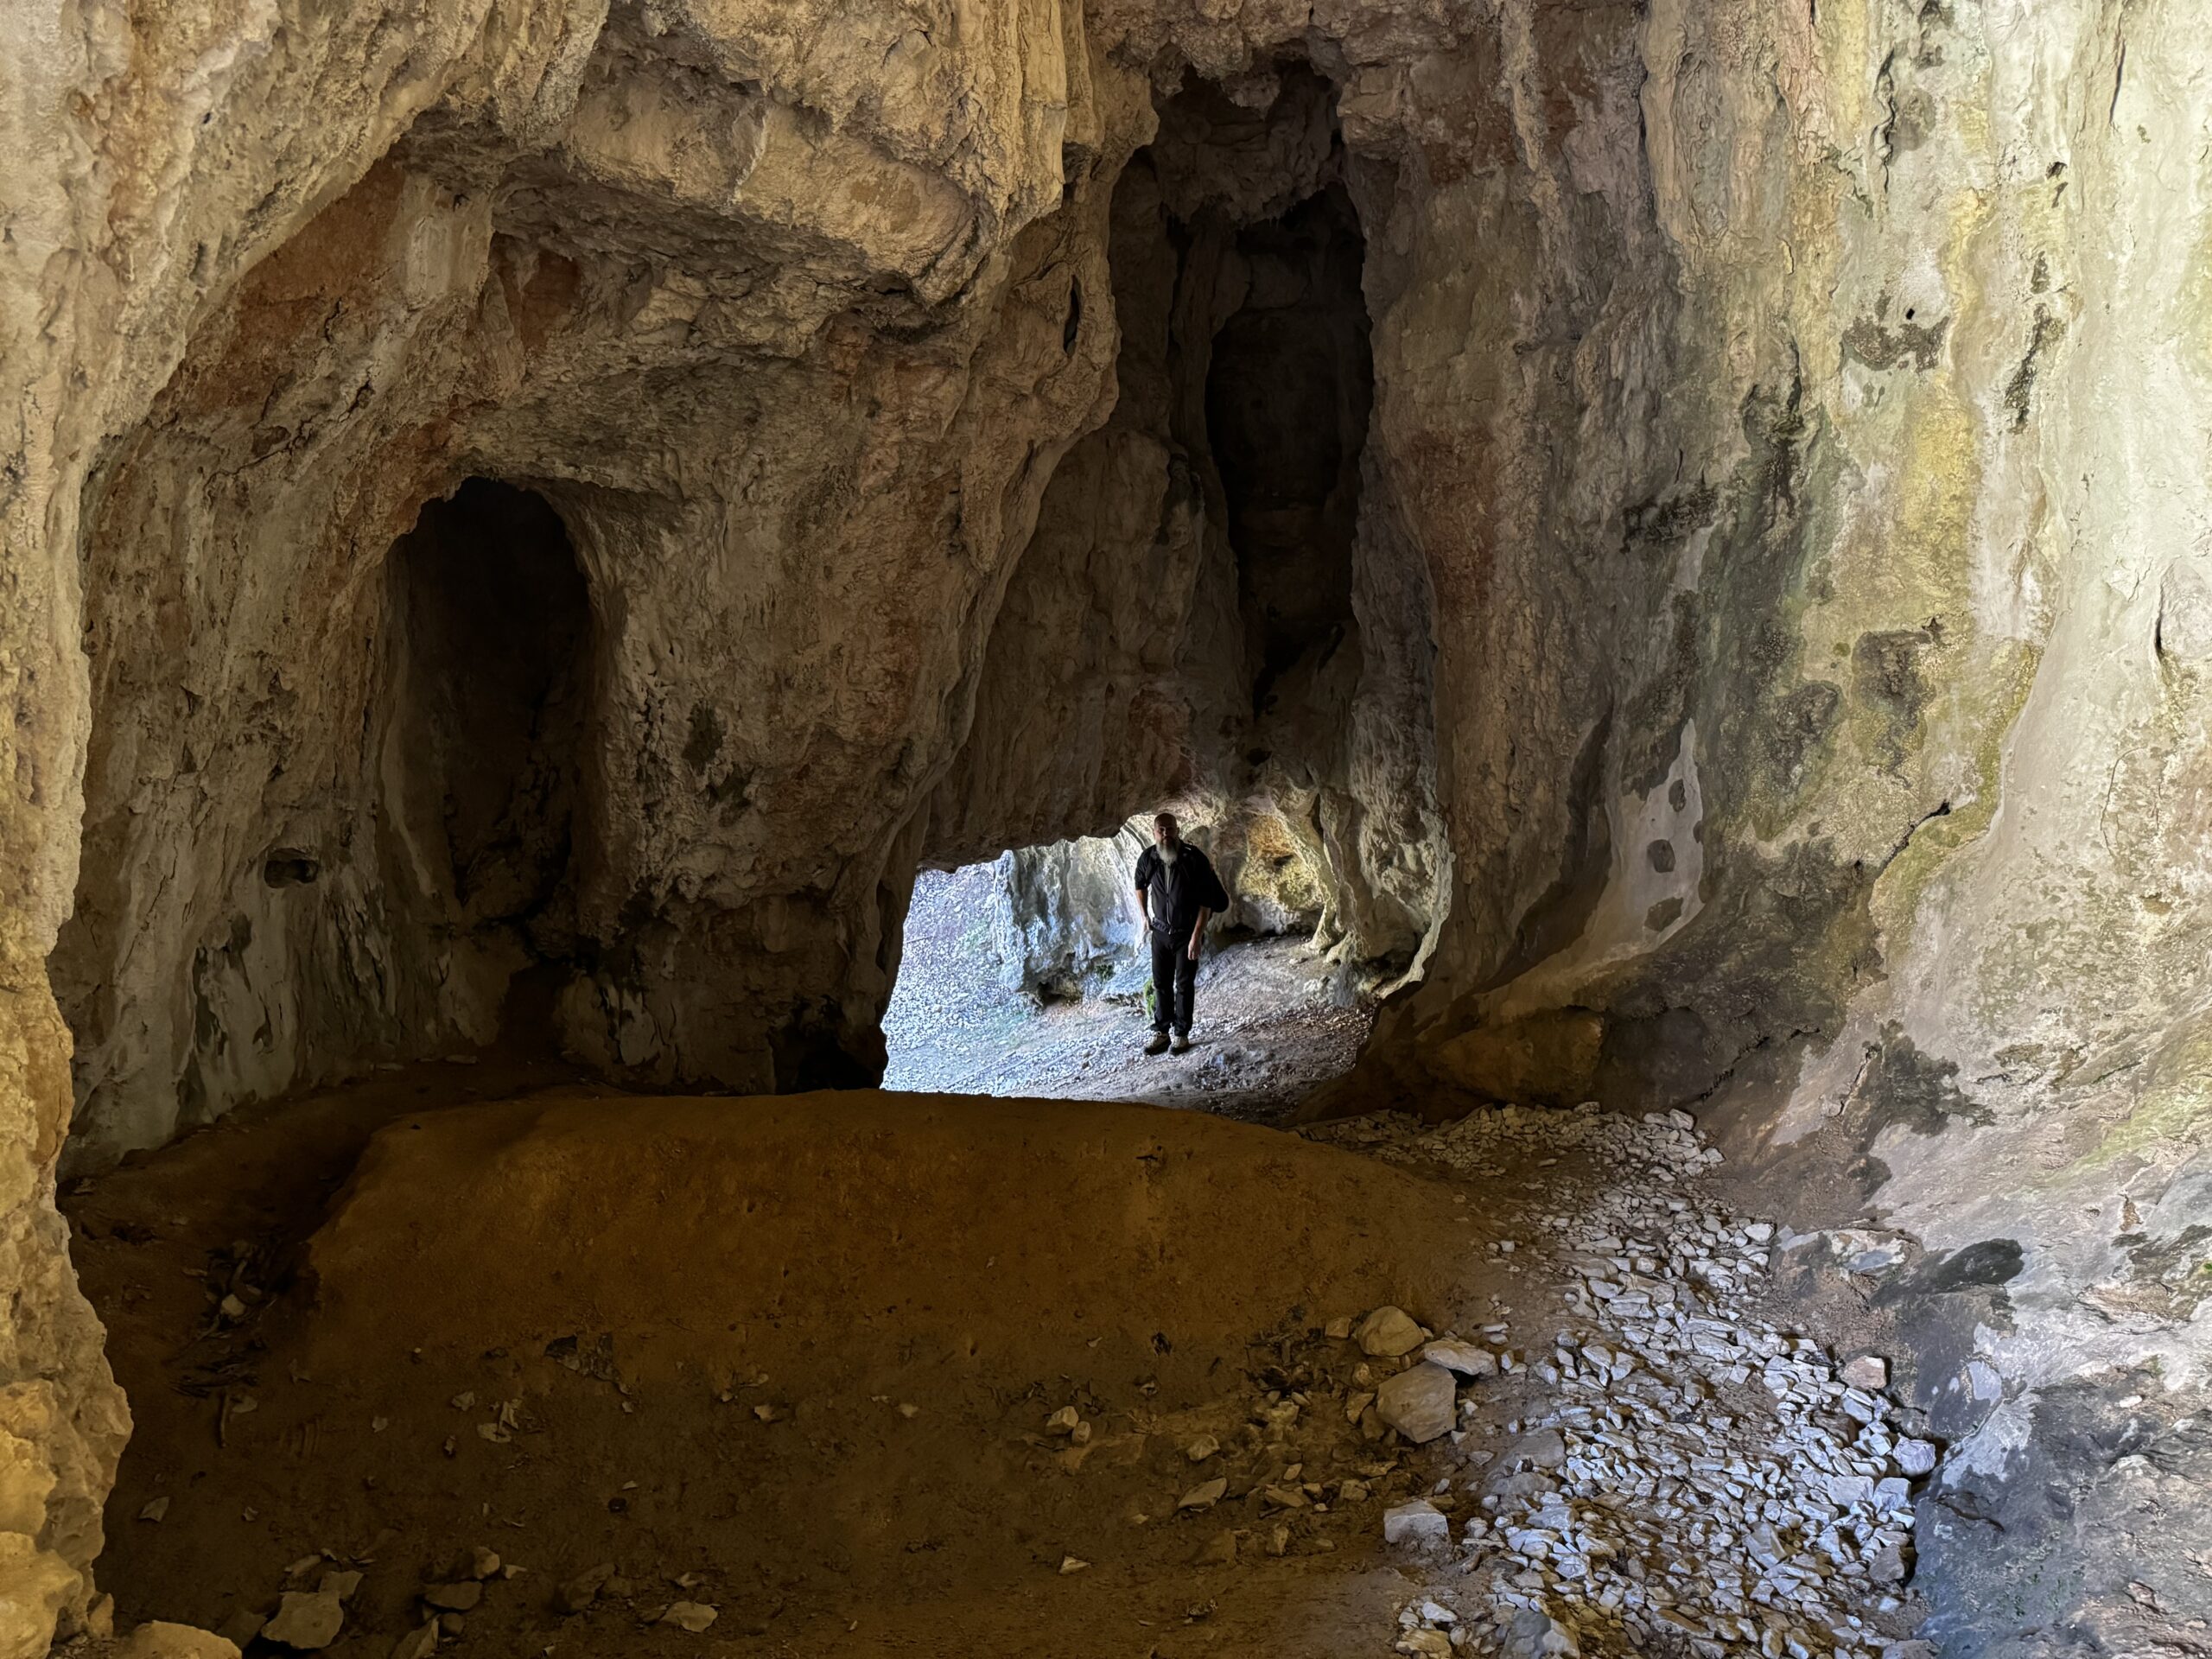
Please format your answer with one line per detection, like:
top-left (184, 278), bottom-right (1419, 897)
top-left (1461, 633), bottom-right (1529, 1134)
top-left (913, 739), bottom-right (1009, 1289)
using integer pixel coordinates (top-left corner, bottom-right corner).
top-left (1351, 3), bottom-right (2212, 1649)
top-left (46, 27), bottom-right (1141, 1166)
top-left (7, 0), bottom-right (1132, 1637)
top-left (983, 826), bottom-right (1151, 1001)
top-left (925, 66), bottom-right (1449, 984)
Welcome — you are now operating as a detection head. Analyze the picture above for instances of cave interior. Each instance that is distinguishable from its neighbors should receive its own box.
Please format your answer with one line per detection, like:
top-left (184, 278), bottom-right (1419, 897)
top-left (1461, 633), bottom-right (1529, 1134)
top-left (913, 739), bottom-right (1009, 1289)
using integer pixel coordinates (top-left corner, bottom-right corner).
top-left (11, 7), bottom-right (2210, 1659)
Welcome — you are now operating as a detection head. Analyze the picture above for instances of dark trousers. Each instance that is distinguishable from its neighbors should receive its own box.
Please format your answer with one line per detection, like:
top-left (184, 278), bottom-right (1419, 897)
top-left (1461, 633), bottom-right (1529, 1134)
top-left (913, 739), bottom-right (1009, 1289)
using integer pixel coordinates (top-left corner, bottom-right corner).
top-left (1150, 931), bottom-right (1198, 1034)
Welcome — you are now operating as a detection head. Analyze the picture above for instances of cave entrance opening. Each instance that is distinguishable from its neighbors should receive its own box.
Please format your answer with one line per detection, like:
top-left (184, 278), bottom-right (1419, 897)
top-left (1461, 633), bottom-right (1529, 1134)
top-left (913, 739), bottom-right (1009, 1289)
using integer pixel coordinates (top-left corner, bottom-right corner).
top-left (880, 823), bottom-right (1370, 1123)
top-left (379, 476), bottom-right (594, 1049)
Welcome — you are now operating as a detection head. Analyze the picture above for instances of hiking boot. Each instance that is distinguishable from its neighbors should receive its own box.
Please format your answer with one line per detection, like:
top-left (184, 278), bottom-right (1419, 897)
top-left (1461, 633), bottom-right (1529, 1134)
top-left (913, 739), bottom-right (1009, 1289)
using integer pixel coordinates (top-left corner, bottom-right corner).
top-left (1144, 1032), bottom-right (1171, 1056)
top-left (1170, 1033), bottom-right (1192, 1054)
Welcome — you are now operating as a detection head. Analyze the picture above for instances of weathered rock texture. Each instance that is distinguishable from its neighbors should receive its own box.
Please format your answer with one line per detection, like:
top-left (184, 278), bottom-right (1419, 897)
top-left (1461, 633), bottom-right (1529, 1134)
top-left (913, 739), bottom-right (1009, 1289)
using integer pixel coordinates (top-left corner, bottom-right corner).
top-left (985, 827), bottom-right (1153, 1000)
top-left (6, 0), bottom-right (2212, 1650)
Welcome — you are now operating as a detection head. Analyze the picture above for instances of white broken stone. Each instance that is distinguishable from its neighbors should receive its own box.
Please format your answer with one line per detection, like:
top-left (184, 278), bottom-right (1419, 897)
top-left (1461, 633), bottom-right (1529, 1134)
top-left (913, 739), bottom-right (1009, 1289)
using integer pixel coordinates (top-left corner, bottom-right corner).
top-left (1376, 1362), bottom-right (1459, 1444)
top-left (1503, 1610), bottom-right (1580, 1658)
top-left (1382, 1499), bottom-right (1452, 1547)
top-left (1357, 1306), bottom-right (1427, 1358)
top-left (1421, 1338), bottom-right (1499, 1378)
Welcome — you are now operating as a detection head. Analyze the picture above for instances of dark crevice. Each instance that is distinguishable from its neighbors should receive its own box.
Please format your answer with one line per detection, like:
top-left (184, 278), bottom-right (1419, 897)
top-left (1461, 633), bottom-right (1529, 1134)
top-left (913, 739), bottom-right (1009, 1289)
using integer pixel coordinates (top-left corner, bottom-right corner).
top-left (385, 477), bottom-right (593, 975)
top-left (1201, 183), bottom-right (1372, 717)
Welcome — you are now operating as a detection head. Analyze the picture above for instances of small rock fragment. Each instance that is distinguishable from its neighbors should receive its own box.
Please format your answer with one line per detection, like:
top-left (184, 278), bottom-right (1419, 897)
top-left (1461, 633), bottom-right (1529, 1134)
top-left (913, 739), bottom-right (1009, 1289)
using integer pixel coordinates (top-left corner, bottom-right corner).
top-left (1356, 1306), bottom-right (1426, 1358)
top-left (138, 1496), bottom-right (170, 1522)
top-left (1842, 1354), bottom-right (1890, 1390)
top-left (422, 1580), bottom-right (483, 1613)
top-left (1178, 1478), bottom-right (1228, 1512)
top-left (1504, 1427), bottom-right (1567, 1469)
top-left (1894, 1438), bottom-right (1938, 1476)
top-left (1376, 1362), bottom-right (1458, 1445)
top-left (660, 1601), bottom-right (718, 1632)
top-left (1045, 1406), bottom-right (1082, 1435)
top-left (1502, 1610), bottom-right (1580, 1659)
top-left (387, 1624), bottom-right (438, 1659)
top-left (262, 1589), bottom-right (345, 1649)
top-left (467, 1546), bottom-right (500, 1580)
top-left (1421, 1338), bottom-right (1498, 1378)
top-left (1325, 1315), bottom-right (1355, 1340)
top-left (1058, 1554), bottom-right (1089, 1575)
top-left (1184, 1434), bottom-right (1219, 1463)
top-left (118, 1625), bottom-right (242, 1659)
top-left (1382, 1499), bottom-right (1451, 1548)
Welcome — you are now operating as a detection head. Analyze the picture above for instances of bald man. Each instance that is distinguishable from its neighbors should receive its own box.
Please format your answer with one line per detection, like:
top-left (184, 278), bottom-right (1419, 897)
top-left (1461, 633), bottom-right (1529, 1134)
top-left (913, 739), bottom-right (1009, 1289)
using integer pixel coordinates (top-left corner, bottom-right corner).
top-left (1131, 812), bottom-right (1228, 1054)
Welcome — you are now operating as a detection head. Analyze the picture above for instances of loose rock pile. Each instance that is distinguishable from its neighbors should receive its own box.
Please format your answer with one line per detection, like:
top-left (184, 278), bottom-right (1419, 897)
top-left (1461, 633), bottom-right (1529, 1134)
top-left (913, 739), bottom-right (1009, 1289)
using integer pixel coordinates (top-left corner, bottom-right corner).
top-left (1308, 1105), bottom-right (1940, 1659)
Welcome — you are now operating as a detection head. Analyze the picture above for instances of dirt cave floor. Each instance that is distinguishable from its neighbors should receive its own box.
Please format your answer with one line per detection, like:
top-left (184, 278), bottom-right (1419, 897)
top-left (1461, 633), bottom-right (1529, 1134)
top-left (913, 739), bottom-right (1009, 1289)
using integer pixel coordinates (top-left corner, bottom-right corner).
top-left (880, 863), bottom-right (1370, 1125)
top-left (60, 1068), bottom-right (1937, 1659)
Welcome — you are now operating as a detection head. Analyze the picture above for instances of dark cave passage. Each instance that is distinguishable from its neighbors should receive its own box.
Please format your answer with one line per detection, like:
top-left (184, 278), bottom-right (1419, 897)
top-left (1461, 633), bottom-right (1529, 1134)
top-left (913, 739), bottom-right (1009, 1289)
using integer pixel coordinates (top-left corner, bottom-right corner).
top-left (383, 477), bottom-right (593, 959)
top-left (1204, 182), bottom-right (1372, 717)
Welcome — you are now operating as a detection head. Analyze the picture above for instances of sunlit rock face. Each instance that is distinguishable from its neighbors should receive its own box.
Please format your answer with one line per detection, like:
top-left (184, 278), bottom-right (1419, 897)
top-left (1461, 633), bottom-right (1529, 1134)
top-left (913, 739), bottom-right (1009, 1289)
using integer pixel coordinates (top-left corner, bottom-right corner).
top-left (5, 0), bottom-right (2212, 1649)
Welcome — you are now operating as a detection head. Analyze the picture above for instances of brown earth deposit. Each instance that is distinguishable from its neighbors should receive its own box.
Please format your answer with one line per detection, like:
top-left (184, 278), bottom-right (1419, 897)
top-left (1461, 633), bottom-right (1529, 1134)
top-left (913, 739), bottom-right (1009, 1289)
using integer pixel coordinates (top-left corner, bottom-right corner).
top-left (67, 1083), bottom-right (1512, 1657)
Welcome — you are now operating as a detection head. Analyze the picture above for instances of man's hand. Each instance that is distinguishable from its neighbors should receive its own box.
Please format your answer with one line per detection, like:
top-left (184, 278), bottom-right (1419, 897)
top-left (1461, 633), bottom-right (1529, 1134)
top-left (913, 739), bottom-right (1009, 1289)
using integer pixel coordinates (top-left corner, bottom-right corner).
top-left (1186, 908), bottom-right (1210, 961)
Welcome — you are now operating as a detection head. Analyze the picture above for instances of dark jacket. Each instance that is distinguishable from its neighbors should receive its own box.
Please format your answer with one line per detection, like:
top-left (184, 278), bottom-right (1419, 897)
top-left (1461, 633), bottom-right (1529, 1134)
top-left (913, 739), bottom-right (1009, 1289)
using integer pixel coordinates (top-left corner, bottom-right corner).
top-left (1134, 842), bottom-right (1229, 938)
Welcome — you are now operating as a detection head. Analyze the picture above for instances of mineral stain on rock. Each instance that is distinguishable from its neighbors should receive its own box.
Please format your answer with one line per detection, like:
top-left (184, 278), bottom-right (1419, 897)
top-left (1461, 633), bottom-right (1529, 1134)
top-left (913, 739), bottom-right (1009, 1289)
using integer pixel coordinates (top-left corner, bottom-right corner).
top-left (1841, 313), bottom-right (1951, 373)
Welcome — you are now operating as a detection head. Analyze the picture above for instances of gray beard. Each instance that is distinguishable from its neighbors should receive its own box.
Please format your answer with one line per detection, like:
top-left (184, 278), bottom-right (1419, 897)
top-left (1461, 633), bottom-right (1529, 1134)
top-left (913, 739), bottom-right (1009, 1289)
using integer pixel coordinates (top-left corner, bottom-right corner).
top-left (1158, 842), bottom-right (1180, 866)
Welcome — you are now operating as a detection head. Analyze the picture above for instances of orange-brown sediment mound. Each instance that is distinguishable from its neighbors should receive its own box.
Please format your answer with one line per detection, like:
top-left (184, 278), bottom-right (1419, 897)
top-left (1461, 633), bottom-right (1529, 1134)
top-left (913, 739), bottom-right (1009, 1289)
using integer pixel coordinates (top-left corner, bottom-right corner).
top-left (308, 1090), bottom-right (1491, 1391)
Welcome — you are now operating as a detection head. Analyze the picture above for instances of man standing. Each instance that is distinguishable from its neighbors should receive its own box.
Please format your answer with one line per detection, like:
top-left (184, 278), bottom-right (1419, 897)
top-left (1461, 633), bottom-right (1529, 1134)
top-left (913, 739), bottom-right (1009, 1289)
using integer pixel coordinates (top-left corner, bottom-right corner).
top-left (1131, 811), bottom-right (1228, 1055)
